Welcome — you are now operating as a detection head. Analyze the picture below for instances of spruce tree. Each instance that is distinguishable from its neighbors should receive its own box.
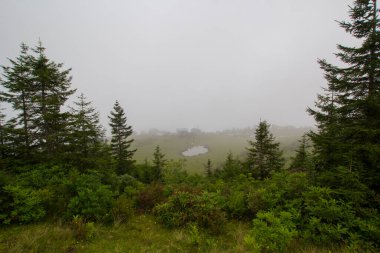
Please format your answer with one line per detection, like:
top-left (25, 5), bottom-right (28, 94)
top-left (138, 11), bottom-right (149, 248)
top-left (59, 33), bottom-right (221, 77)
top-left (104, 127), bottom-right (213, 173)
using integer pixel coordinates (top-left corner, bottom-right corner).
top-left (221, 152), bottom-right (243, 179)
top-left (205, 159), bottom-right (213, 177)
top-left (68, 93), bottom-right (104, 171)
top-left (308, 0), bottom-right (380, 192)
top-left (152, 145), bottom-right (166, 181)
top-left (1, 41), bottom-right (75, 163)
top-left (289, 134), bottom-right (313, 172)
top-left (0, 43), bottom-right (36, 161)
top-left (246, 121), bottom-right (284, 179)
top-left (109, 101), bottom-right (136, 175)
top-left (30, 41), bottom-right (75, 160)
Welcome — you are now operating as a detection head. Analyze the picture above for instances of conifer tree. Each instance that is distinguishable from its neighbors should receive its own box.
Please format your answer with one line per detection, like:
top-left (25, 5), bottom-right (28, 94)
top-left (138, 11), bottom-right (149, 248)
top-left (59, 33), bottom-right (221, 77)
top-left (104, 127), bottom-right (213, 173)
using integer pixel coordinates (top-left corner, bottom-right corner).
top-left (109, 101), bottom-right (136, 175)
top-left (221, 152), bottom-right (243, 179)
top-left (247, 121), bottom-right (284, 179)
top-left (152, 145), bottom-right (166, 181)
top-left (205, 159), bottom-right (213, 177)
top-left (68, 93), bottom-right (104, 170)
top-left (30, 41), bottom-right (76, 160)
top-left (1, 41), bottom-right (75, 163)
top-left (0, 43), bottom-right (36, 161)
top-left (308, 0), bottom-right (380, 192)
top-left (289, 134), bottom-right (313, 172)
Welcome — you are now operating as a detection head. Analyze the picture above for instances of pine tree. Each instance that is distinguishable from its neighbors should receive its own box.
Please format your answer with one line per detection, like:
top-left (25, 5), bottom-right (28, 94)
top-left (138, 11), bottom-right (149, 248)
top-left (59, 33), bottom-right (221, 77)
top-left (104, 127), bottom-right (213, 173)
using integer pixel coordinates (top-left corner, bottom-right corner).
top-left (1, 41), bottom-right (76, 163)
top-left (308, 0), bottom-right (380, 192)
top-left (30, 41), bottom-right (76, 160)
top-left (152, 145), bottom-right (166, 181)
top-left (109, 101), bottom-right (136, 175)
top-left (0, 108), bottom-right (18, 168)
top-left (221, 152), bottom-right (243, 179)
top-left (246, 121), bottom-right (284, 179)
top-left (68, 93), bottom-right (104, 171)
top-left (289, 134), bottom-right (312, 172)
top-left (0, 43), bottom-right (36, 161)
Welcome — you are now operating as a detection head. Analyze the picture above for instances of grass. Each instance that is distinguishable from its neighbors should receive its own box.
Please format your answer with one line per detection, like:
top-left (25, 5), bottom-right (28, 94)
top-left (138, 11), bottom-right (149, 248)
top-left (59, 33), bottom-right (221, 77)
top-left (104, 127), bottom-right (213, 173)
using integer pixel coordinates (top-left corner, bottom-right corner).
top-left (0, 215), bottom-right (250, 253)
top-left (0, 215), bottom-right (359, 253)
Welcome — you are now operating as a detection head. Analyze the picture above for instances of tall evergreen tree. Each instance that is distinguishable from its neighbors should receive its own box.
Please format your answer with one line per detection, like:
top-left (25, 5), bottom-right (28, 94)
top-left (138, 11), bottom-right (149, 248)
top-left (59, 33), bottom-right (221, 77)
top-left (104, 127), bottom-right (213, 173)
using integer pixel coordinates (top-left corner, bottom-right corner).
top-left (68, 93), bottom-right (104, 171)
top-left (30, 41), bottom-right (75, 160)
top-left (0, 43), bottom-right (36, 161)
top-left (1, 41), bottom-right (75, 163)
top-left (308, 0), bottom-right (380, 192)
top-left (246, 121), bottom-right (284, 179)
top-left (109, 101), bottom-right (136, 175)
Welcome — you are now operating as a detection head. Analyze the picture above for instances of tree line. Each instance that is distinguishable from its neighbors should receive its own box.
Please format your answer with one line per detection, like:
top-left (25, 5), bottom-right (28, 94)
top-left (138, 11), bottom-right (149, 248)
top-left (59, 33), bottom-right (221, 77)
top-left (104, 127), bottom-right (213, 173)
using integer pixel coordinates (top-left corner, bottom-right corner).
top-left (0, 42), bottom-right (137, 175)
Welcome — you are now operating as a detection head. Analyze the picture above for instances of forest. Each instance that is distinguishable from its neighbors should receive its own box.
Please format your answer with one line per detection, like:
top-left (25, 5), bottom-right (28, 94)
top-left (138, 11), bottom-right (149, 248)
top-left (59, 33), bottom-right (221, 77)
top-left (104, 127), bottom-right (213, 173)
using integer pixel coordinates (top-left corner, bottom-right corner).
top-left (0, 0), bottom-right (379, 252)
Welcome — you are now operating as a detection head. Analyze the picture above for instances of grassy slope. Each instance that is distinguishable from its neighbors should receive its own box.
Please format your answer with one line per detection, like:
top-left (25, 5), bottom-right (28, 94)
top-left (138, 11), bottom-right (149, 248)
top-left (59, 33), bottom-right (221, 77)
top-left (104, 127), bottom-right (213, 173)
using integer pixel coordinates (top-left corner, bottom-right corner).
top-left (0, 215), bottom-right (352, 253)
top-left (133, 126), bottom-right (312, 174)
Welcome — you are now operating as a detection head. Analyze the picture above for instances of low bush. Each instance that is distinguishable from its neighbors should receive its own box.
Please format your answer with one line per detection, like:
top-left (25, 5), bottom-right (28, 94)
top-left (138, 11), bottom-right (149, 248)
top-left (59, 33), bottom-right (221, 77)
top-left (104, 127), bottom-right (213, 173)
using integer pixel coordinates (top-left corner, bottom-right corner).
top-left (0, 185), bottom-right (45, 224)
top-left (111, 194), bottom-right (135, 224)
top-left (245, 211), bottom-right (298, 253)
top-left (153, 190), bottom-right (226, 234)
top-left (66, 173), bottom-right (114, 222)
top-left (302, 186), bottom-right (355, 244)
top-left (136, 182), bottom-right (166, 212)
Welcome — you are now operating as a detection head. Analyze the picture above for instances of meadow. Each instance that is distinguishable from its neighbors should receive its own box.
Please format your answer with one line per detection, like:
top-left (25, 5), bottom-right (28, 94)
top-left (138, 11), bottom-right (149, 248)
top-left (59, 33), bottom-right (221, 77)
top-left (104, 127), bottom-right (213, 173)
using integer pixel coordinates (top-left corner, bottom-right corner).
top-left (133, 126), bottom-right (311, 173)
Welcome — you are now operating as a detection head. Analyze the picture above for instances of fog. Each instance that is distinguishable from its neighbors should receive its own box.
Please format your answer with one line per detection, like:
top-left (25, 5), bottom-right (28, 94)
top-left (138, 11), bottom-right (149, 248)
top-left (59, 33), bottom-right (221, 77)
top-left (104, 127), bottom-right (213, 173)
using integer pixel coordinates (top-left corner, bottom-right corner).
top-left (0, 0), bottom-right (358, 132)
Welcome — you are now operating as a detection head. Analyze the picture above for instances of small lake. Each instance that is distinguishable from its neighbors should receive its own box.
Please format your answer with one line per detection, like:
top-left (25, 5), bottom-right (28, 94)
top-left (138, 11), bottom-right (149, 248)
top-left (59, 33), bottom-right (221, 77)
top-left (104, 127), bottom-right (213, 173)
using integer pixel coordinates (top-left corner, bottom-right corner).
top-left (182, 146), bottom-right (208, 157)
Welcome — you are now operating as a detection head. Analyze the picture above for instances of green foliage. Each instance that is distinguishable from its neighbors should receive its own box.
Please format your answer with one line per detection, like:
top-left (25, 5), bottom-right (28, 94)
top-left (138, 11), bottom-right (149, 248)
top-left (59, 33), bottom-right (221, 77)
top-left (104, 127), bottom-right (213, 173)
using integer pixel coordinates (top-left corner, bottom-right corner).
top-left (0, 185), bottom-right (45, 224)
top-left (246, 121), bottom-right (284, 179)
top-left (153, 190), bottom-right (226, 234)
top-left (108, 100), bottom-right (136, 175)
top-left (245, 211), bottom-right (298, 253)
top-left (111, 195), bottom-right (134, 224)
top-left (225, 190), bottom-right (247, 219)
top-left (1, 42), bottom-right (76, 164)
top-left (246, 172), bottom-right (308, 217)
top-left (218, 152), bottom-right (246, 179)
top-left (66, 173), bottom-right (114, 222)
top-left (115, 173), bottom-right (144, 199)
top-left (289, 134), bottom-right (313, 173)
top-left (152, 145), bottom-right (167, 182)
top-left (302, 186), bottom-right (355, 244)
top-left (316, 166), bottom-right (368, 205)
top-left (308, 0), bottom-right (380, 193)
top-left (67, 93), bottom-right (104, 171)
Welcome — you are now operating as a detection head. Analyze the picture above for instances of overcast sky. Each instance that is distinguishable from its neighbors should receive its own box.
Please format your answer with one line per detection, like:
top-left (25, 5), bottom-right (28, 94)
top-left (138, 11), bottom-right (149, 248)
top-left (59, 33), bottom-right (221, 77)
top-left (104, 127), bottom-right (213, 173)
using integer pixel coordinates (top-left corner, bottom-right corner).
top-left (0, 0), bottom-right (358, 132)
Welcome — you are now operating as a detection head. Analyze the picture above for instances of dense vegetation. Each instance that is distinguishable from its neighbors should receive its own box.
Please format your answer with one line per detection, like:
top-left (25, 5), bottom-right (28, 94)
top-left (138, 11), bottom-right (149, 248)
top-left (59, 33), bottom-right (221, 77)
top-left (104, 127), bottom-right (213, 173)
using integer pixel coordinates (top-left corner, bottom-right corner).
top-left (0, 0), bottom-right (379, 252)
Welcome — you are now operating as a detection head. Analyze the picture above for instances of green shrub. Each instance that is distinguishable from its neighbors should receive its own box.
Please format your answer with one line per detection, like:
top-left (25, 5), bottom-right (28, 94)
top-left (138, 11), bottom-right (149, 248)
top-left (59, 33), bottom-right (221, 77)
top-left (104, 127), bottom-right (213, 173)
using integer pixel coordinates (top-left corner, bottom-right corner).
top-left (246, 188), bottom-right (277, 216)
top-left (111, 194), bottom-right (134, 223)
top-left (0, 185), bottom-right (45, 224)
top-left (116, 174), bottom-right (144, 198)
top-left (225, 190), bottom-right (248, 218)
top-left (245, 172), bottom-right (309, 217)
top-left (153, 191), bottom-right (226, 234)
top-left (302, 186), bottom-right (355, 244)
top-left (66, 174), bottom-right (114, 222)
top-left (245, 211), bottom-right (297, 253)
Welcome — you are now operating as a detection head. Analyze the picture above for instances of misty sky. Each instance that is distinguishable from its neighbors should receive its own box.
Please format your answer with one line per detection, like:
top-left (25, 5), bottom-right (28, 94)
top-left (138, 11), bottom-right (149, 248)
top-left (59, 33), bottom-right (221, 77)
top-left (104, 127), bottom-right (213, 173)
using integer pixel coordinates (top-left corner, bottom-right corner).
top-left (0, 0), bottom-right (358, 132)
